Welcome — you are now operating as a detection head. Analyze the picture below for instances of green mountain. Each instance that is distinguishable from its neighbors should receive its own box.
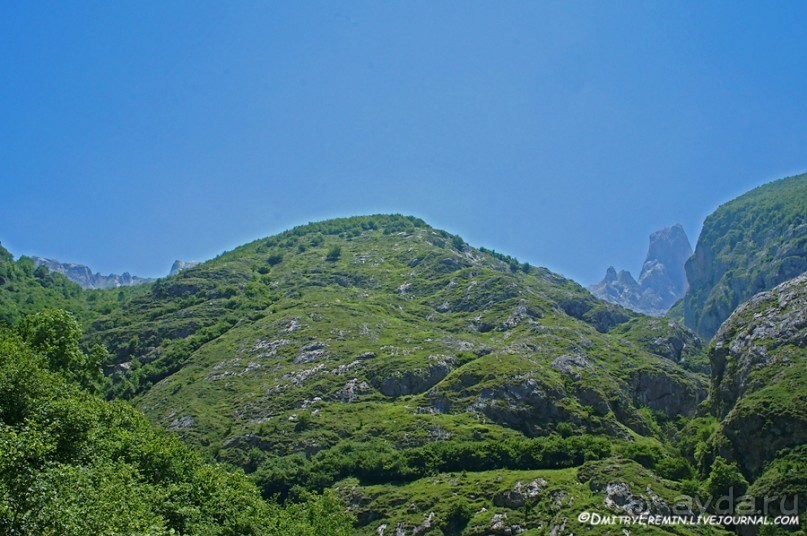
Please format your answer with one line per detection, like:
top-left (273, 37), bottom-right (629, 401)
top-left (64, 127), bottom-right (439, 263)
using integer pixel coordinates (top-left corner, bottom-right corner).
top-left (5, 206), bottom-right (803, 534)
top-left (678, 173), bottom-right (807, 340)
top-left (704, 273), bottom-right (806, 519)
top-left (81, 215), bottom-right (722, 534)
top-left (89, 215), bottom-right (706, 442)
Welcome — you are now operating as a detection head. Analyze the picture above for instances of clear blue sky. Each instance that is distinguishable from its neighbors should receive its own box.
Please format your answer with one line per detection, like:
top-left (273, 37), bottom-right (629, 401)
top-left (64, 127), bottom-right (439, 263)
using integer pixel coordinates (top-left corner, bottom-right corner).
top-left (2, 2), bottom-right (806, 285)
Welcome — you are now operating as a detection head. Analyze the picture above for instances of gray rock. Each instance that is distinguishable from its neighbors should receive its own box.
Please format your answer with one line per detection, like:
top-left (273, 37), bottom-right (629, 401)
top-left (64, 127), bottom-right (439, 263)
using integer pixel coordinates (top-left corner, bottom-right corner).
top-left (167, 415), bottom-right (195, 431)
top-left (603, 482), bottom-right (671, 517)
top-left (295, 341), bottom-right (328, 364)
top-left (604, 482), bottom-right (645, 515)
top-left (627, 318), bottom-right (704, 369)
top-left (412, 512), bottom-right (435, 535)
top-left (629, 366), bottom-right (707, 417)
top-left (377, 355), bottom-right (455, 397)
top-left (456, 375), bottom-right (582, 437)
top-left (335, 378), bottom-right (373, 402)
top-left (280, 364), bottom-right (326, 387)
top-left (487, 513), bottom-right (524, 535)
top-left (493, 479), bottom-right (547, 508)
top-left (249, 338), bottom-right (291, 358)
top-left (638, 225), bottom-right (692, 298)
top-left (589, 224), bottom-right (692, 316)
top-left (169, 260), bottom-right (200, 276)
top-left (710, 273), bottom-right (807, 477)
top-left (32, 256), bottom-right (154, 289)
top-left (548, 517), bottom-right (567, 536)
top-left (551, 354), bottom-right (593, 381)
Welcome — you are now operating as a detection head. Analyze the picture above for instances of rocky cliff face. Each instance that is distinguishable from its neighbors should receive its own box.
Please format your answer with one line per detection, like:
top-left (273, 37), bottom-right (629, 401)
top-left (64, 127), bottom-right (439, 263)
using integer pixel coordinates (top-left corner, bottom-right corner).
top-left (32, 257), bottom-right (153, 290)
top-left (709, 273), bottom-right (806, 479)
top-left (638, 224), bottom-right (692, 301)
top-left (169, 260), bottom-right (200, 276)
top-left (681, 173), bottom-right (807, 340)
top-left (590, 224), bottom-right (692, 316)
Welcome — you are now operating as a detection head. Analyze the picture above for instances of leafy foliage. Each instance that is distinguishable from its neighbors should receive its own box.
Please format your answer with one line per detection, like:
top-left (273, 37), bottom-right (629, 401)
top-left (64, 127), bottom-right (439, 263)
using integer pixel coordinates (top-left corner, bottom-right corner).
top-left (252, 435), bottom-right (612, 499)
top-left (0, 244), bottom-right (150, 332)
top-left (325, 245), bottom-right (342, 262)
top-left (0, 314), bottom-right (354, 534)
top-left (19, 308), bottom-right (102, 390)
top-left (703, 456), bottom-right (748, 501)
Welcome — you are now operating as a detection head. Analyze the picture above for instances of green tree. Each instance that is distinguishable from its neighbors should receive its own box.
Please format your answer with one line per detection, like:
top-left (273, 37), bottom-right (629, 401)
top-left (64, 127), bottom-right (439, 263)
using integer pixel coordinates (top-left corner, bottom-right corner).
top-left (704, 456), bottom-right (748, 503)
top-left (19, 309), bottom-right (101, 390)
top-left (620, 442), bottom-right (663, 469)
top-left (0, 319), bottom-right (356, 535)
top-left (656, 456), bottom-right (695, 481)
top-left (325, 246), bottom-right (342, 262)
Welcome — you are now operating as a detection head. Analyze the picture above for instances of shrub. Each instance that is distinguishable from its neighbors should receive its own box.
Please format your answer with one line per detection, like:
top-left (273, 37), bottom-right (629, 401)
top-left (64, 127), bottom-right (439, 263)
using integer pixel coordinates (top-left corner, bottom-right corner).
top-left (704, 456), bottom-right (748, 502)
top-left (656, 456), bottom-right (695, 481)
top-left (620, 442), bottom-right (664, 469)
top-left (325, 246), bottom-right (342, 262)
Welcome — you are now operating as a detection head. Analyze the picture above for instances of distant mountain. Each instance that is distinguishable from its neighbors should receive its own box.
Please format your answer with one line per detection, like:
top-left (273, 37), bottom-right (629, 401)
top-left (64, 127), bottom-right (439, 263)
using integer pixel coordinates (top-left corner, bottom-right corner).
top-left (32, 256), bottom-right (154, 290)
top-left (169, 260), bottom-right (200, 276)
top-left (589, 224), bottom-right (692, 316)
top-left (678, 173), bottom-right (807, 339)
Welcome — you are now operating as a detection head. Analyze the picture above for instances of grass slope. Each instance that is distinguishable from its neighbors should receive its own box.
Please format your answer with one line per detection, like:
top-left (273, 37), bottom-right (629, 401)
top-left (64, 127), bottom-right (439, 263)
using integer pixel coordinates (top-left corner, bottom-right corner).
top-left (82, 215), bottom-right (717, 532)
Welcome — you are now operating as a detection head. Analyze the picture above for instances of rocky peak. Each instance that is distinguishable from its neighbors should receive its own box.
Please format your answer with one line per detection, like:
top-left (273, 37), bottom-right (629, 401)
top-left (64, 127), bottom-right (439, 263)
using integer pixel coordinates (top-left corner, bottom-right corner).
top-left (32, 257), bottom-right (154, 290)
top-left (589, 224), bottom-right (692, 316)
top-left (615, 269), bottom-right (637, 286)
top-left (638, 224), bottom-right (692, 297)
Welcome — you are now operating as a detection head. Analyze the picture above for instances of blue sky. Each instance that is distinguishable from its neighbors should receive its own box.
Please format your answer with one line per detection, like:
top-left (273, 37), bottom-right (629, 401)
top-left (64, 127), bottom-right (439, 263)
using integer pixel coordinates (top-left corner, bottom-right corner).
top-left (2, 2), bottom-right (806, 285)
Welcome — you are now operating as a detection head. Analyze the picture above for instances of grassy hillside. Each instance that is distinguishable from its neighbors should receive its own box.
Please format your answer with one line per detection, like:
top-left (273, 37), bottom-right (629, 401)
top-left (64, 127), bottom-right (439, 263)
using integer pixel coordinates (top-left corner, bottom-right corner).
top-left (679, 173), bottom-right (807, 339)
top-left (338, 459), bottom-right (737, 535)
top-left (89, 215), bottom-right (707, 441)
top-left (79, 214), bottom-right (723, 533)
top-left (4, 209), bottom-right (803, 533)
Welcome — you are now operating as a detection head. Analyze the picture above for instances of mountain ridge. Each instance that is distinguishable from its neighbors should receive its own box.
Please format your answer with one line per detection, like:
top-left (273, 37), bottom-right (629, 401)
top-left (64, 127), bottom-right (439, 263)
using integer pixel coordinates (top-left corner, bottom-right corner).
top-left (32, 256), bottom-right (154, 289)
top-left (679, 173), bottom-right (807, 339)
